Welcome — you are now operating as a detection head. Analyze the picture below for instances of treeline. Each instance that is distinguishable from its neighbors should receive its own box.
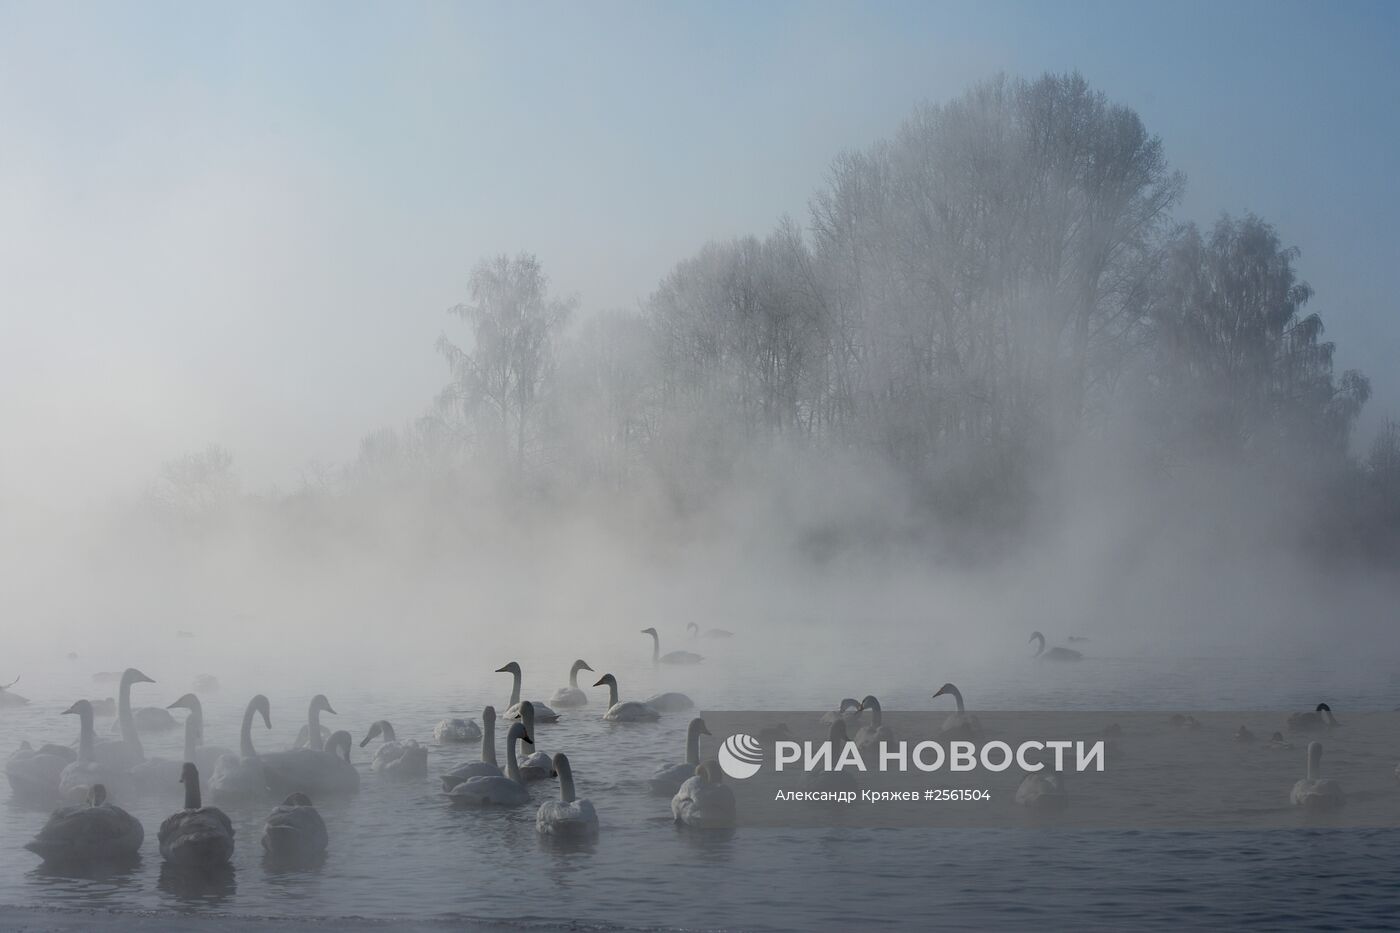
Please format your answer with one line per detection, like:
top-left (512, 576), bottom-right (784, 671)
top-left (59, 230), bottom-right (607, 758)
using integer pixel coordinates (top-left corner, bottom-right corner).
top-left (151, 74), bottom-right (1400, 562)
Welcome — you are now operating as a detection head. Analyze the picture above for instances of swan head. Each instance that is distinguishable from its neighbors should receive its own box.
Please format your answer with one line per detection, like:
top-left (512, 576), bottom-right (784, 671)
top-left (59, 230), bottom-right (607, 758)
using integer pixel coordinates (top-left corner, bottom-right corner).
top-left (62, 699), bottom-right (93, 717)
top-left (593, 673), bottom-right (618, 689)
top-left (360, 720), bottom-right (394, 747)
top-left (167, 693), bottom-right (200, 712)
top-left (179, 762), bottom-right (200, 785)
top-left (124, 668), bottom-right (156, 686)
top-left (310, 694), bottom-right (336, 716)
top-left (1316, 702), bottom-right (1331, 712)
top-left (283, 792), bottom-right (314, 807)
top-left (836, 697), bottom-right (859, 714)
top-left (252, 694), bottom-right (272, 729)
top-left (640, 627), bottom-right (659, 637)
top-left (482, 705), bottom-right (496, 723)
top-left (932, 683), bottom-right (958, 700)
top-left (495, 661), bottom-right (522, 675)
top-left (506, 721), bottom-right (533, 746)
top-left (571, 659), bottom-right (593, 674)
top-left (87, 784), bottom-right (108, 806)
top-left (690, 717), bottom-right (711, 737)
top-left (858, 695), bottom-right (881, 714)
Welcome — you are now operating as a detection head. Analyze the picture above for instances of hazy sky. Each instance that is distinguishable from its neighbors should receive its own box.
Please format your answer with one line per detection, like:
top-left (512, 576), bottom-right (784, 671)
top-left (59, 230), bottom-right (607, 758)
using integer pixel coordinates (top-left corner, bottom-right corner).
top-left (1, 0), bottom-right (1396, 497)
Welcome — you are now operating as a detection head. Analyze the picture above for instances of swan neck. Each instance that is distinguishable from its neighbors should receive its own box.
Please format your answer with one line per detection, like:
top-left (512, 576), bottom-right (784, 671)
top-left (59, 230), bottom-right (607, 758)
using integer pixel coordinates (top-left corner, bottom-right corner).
top-left (118, 674), bottom-right (142, 755)
top-left (77, 708), bottom-right (95, 762)
top-left (240, 701), bottom-right (258, 759)
top-left (184, 774), bottom-right (202, 810)
top-left (686, 721), bottom-right (702, 765)
top-left (381, 721), bottom-right (396, 742)
top-left (951, 687), bottom-right (965, 713)
top-left (509, 671), bottom-right (521, 707)
top-left (183, 716), bottom-right (198, 763)
top-left (308, 704), bottom-right (323, 751)
top-left (649, 632), bottom-right (659, 663)
top-left (608, 680), bottom-right (619, 708)
top-left (482, 715), bottom-right (497, 766)
top-left (506, 730), bottom-right (521, 781)
top-left (558, 760), bottom-right (576, 802)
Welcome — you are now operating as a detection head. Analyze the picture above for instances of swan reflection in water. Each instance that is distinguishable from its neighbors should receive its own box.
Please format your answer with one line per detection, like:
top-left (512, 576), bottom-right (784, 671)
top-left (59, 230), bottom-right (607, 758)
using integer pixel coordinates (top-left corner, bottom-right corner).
top-left (157, 860), bottom-right (237, 905)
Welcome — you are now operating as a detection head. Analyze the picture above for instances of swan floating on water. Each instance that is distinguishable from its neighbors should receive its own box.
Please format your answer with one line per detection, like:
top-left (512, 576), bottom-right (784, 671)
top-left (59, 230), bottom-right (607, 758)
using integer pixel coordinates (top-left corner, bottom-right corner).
top-left (498, 662), bottom-right (560, 722)
top-left (433, 713), bottom-right (482, 744)
top-left (0, 676), bottom-right (30, 708)
top-left (515, 702), bottom-right (555, 781)
top-left (643, 627), bottom-right (703, 665)
top-left (168, 694), bottom-right (234, 777)
top-left (687, 623), bottom-right (734, 640)
top-left (158, 762), bottom-right (235, 870)
top-left (1290, 741), bottom-right (1344, 810)
top-left (649, 718), bottom-right (710, 796)
top-left (1015, 770), bottom-right (1068, 810)
top-left (1030, 632), bottom-right (1082, 661)
top-left (644, 692), bottom-right (695, 712)
top-left (931, 683), bottom-right (981, 739)
top-left (261, 792), bottom-right (328, 865)
top-left (361, 720), bottom-right (428, 778)
top-left (5, 741), bottom-right (75, 804)
top-left (209, 695), bottom-right (272, 803)
top-left (326, 731), bottom-right (353, 762)
top-left (1287, 703), bottom-right (1338, 733)
top-left (262, 724), bottom-right (361, 798)
top-left (594, 673), bottom-right (661, 722)
top-left (537, 753), bottom-right (597, 837)
top-left (671, 761), bottom-right (735, 828)
top-left (441, 707), bottom-right (502, 790)
top-left (58, 700), bottom-right (128, 803)
top-left (25, 783), bottom-right (144, 865)
top-left (549, 660), bottom-right (594, 708)
top-left (293, 695), bottom-right (337, 752)
top-left (446, 721), bottom-right (533, 806)
top-left (854, 695), bottom-right (895, 755)
top-left (96, 668), bottom-right (156, 771)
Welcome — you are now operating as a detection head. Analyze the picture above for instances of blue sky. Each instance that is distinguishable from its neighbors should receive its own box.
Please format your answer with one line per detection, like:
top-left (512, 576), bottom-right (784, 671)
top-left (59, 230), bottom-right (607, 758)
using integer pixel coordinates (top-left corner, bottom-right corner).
top-left (1, 0), bottom-right (1396, 492)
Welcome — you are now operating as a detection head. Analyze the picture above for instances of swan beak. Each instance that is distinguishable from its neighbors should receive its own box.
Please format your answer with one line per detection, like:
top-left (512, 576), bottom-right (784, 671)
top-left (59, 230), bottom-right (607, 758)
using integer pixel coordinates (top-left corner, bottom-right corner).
top-left (592, 676), bottom-right (608, 687)
top-left (700, 724), bottom-right (712, 736)
top-left (580, 662), bottom-right (594, 672)
top-left (358, 735), bottom-right (372, 747)
top-left (932, 687), bottom-right (946, 698)
top-left (135, 672), bottom-right (156, 684)
top-left (61, 703), bottom-right (80, 715)
top-left (324, 703), bottom-right (337, 715)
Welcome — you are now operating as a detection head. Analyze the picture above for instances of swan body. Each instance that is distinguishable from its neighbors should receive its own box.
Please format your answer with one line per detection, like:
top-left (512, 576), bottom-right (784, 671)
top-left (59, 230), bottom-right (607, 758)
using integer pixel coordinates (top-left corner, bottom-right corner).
top-left (6, 742), bottom-right (76, 804)
top-left (361, 720), bottom-right (428, 778)
top-left (1016, 772), bottom-right (1068, 810)
top-left (649, 717), bottom-right (709, 796)
top-left (672, 762), bottom-right (735, 828)
top-left (643, 627), bottom-right (702, 665)
top-left (931, 683), bottom-right (982, 738)
top-left (263, 715), bottom-right (360, 797)
top-left (594, 673), bottom-right (660, 722)
top-left (94, 668), bottom-right (156, 771)
top-left (433, 717), bottom-right (482, 743)
top-left (109, 707), bottom-right (178, 733)
top-left (536, 753), bottom-right (597, 837)
top-left (1030, 632), bottom-right (1082, 661)
top-left (441, 707), bottom-right (502, 790)
top-left (515, 702), bottom-right (555, 782)
top-left (57, 700), bottom-right (129, 803)
top-left (644, 692), bottom-right (695, 712)
top-left (158, 763), bottom-right (235, 869)
top-left (261, 792), bottom-right (328, 864)
top-left (447, 721), bottom-right (533, 806)
top-left (687, 623), bottom-right (734, 640)
top-left (1290, 741), bottom-right (1344, 810)
top-left (498, 662), bottom-right (560, 722)
top-left (25, 784), bottom-right (144, 864)
top-left (854, 695), bottom-right (895, 755)
top-left (549, 660), bottom-right (594, 708)
top-left (1287, 703), bottom-right (1338, 733)
top-left (208, 695), bottom-right (272, 803)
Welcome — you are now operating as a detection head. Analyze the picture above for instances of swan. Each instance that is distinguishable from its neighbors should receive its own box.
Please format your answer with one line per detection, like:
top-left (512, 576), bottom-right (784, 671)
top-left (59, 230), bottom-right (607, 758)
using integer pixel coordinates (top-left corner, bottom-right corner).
top-left (6, 741), bottom-right (76, 804)
top-left (113, 706), bottom-right (178, 734)
top-left (671, 761), bottom-right (735, 828)
top-left (593, 673), bottom-right (660, 722)
top-left (642, 627), bottom-right (702, 665)
top-left (515, 702), bottom-right (555, 782)
top-left (498, 662), bottom-right (560, 723)
top-left (25, 784), bottom-right (144, 865)
top-left (261, 729), bottom-right (361, 798)
top-left (803, 721), bottom-right (859, 793)
top-left (1030, 632), bottom-right (1082, 661)
top-left (644, 692), bottom-right (695, 712)
top-left (167, 694), bottom-right (235, 776)
top-left (1015, 770), bottom-right (1068, 810)
top-left (441, 707), bottom-right (502, 790)
top-left (294, 724), bottom-right (332, 749)
top-left (1235, 725), bottom-right (1257, 744)
top-left (95, 668), bottom-right (156, 771)
top-left (326, 731), bottom-right (353, 762)
top-left (1290, 741), bottom-right (1344, 809)
top-left (57, 700), bottom-right (129, 803)
top-left (1267, 731), bottom-right (1294, 751)
top-left (433, 714), bottom-right (482, 744)
top-left (158, 762), bottom-right (235, 870)
top-left (931, 683), bottom-right (981, 738)
top-left (446, 721), bottom-right (533, 806)
top-left (853, 695), bottom-right (895, 755)
top-left (549, 660), bottom-right (594, 708)
top-left (261, 792), bottom-right (328, 865)
top-left (648, 717), bottom-right (710, 796)
top-left (536, 753), bottom-right (598, 837)
top-left (819, 698), bottom-right (862, 726)
top-left (1287, 703), bottom-right (1339, 733)
top-left (291, 695), bottom-right (336, 752)
top-left (360, 720), bottom-right (428, 778)
top-left (208, 695), bottom-right (272, 803)
top-left (0, 676), bottom-right (30, 708)
top-left (687, 623), bottom-right (734, 640)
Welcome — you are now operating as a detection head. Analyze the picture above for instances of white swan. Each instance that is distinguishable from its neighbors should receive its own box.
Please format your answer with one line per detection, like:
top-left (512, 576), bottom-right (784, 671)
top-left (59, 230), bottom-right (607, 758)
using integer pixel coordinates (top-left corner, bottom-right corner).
top-left (261, 792), bottom-right (328, 865)
top-left (642, 627), bottom-right (702, 665)
top-left (57, 700), bottom-right (129, 803)
top-left (95, 668), bottom-right (156, 771)
top-left (168, 694), bottom-right (234, 777)
top-left (671, 761), bottom-right (735, 828)
top-left (853, 695), bottom-right (895, 755)
top-left (1287, 703), bottom-right (1339, 733)
top-left (549, 660), bottom-right (594, 708)
top-left (687, 622), bottom-right (734, 640)
top-left (261, 726), bottom-right (361, 798)
top-left (326, 731), bottom-right (353, 762)
top-left (498, 662), bottom-right (560, 722)
top-left (293, 724), bottom-right (332, 749)
top-left (158, 762), bottom-right (235, 870)
top-left (6, 741), bottom-right (75, 805)
top-left (931, 683), bottom-right (982, 739)
top-left (536, 753), bottom-right (598, 837)
top-left (515, 702), bottom-right (555, 782)
top-left (291, 695), bottom-right (336, 752)
top-left (441, 707), bottom-right (502, 791)
top-left (0, 675), bottom-right (29, 708)
top-left (644, 692), bottom-right (695, 712)
top-left (1291, 741), bottom-right (1344, 810)
top-left (594, 673), bottom-right (661, 722)
top-left (1015, 770), bottom-right (1068, 810)
top-left (25, 784), bottom-right (144, 864)
top-left (818, 698), bottom-right (862, 726)
top-left (649, 717), bottom-right (710, 795)
top-left (1030, 631), bottom-right (1082, 662)
top-left (446, 721), bottom-right (533, 806)
top-left (208, 695), bottom-right (272, 803)
top-left (360, 720), bottom-right (428, 778)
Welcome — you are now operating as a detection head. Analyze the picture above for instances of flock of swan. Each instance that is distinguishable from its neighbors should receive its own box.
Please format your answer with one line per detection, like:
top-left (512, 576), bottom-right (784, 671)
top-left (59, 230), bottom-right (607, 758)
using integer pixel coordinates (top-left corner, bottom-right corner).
top-left (0, 626), bottom-right (1375, 871)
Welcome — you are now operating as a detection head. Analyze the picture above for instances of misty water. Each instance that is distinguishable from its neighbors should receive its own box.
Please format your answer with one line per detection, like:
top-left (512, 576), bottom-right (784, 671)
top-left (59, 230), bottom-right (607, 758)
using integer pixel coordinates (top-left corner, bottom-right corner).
top-left (6, 629), bottom-right (1400, 931)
